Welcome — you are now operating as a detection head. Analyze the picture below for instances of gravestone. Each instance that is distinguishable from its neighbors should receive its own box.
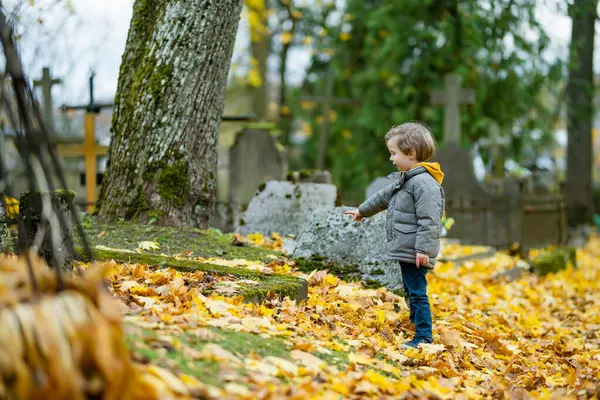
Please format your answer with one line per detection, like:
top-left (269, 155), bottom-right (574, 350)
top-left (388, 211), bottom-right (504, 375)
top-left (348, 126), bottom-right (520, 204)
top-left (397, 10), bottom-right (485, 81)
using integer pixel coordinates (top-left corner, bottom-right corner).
top-left (293, 207), bottom-right (402, 290)
top-left (229, 127), bottom-right (287, 212)
top-left (366, 176), bottom-right (393, 199)
top-left (433, 144), bottom-right (520, 248)
top-left (237, 181), bottom-right (337, 237)
top-left (433, 144), bottom-right (564, 251)
top-left (18, 190), bottom-right (76, 271)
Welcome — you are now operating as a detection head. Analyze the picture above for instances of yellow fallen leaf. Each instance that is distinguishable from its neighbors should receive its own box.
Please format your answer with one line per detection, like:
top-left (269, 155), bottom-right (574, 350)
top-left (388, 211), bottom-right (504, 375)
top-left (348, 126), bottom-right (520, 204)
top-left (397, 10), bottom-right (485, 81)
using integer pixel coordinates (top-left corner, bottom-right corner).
top-left (290, 349), bottom-right (325, 372)
top-left (223, 382), bottom-right (250, 396)
top-left (146, 365), bottom-right (189, 395)
top-left (348, 352), bottom-right (373, 365)
top-left (199, 344), bottom-right (242, 365)
top-left (264, 356), bottom-right (299, 376)
top-left (137, 241), bottom-right (160, 251)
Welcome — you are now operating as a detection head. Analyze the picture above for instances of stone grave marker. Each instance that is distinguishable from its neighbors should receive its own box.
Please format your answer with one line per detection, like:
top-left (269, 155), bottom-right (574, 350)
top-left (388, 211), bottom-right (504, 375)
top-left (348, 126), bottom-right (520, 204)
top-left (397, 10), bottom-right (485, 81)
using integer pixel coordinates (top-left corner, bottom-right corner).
top-left (18, 190), bottom-right (76, 271)
top-left (292, 206), bottom-right (403, 290)
top-left (433, 143), bottom-right (520, 248)
top-left (229, 127), bottom-right (287, 212)
top-left (237, 181), bottom-right (337, 237)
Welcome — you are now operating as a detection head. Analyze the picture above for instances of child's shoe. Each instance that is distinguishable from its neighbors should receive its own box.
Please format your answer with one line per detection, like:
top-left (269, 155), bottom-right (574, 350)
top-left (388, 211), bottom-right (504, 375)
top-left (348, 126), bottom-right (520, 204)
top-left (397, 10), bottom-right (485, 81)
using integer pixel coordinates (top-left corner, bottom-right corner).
top-left (400, 337), bottom-right (433, 349)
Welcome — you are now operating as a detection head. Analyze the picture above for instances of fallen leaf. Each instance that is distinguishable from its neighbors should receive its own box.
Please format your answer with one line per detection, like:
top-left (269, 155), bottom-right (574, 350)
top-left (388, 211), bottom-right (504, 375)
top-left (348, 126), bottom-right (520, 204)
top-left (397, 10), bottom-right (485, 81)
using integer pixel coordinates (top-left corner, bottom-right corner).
top-left (138, 241), bottom-right (160, 251)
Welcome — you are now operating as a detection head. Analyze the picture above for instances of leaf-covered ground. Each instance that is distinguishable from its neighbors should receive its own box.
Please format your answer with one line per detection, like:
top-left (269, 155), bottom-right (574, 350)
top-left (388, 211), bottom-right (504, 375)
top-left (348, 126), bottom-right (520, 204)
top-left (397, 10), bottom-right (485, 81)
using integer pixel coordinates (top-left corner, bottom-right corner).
top-left (90, 235), bottom-right (600, 399)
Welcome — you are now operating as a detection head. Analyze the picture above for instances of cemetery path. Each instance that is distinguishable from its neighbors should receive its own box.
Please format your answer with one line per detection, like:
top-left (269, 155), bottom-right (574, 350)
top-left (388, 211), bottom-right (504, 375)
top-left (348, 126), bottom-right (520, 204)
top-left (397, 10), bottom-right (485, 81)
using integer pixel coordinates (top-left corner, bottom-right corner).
top-left (93, 235), bottom-right (599, 399)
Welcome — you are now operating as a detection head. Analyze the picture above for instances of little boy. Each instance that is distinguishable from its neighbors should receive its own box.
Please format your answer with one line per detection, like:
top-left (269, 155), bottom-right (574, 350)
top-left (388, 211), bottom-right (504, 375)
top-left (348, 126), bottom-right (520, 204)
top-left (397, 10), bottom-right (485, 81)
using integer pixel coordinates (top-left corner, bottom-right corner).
top-left (344, 122), bottom-right (444, 348)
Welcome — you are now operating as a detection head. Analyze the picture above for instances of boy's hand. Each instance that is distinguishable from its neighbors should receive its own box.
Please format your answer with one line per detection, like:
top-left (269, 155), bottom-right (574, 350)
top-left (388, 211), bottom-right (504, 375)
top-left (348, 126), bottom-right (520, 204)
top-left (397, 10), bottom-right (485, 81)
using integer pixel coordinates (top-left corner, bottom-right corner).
top-left (416, 252), bottom-right (429, 268)
top-left (344, 209), bottom-right (364, 222)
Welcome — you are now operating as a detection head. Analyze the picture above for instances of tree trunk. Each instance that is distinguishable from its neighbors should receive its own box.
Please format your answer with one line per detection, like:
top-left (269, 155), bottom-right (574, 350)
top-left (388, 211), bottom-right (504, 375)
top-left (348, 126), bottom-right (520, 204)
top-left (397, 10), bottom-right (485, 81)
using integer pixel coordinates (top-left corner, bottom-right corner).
top-left (565, 0), bottom-right (597, 228)
top-left (97, 0), bottom-right (243, 228)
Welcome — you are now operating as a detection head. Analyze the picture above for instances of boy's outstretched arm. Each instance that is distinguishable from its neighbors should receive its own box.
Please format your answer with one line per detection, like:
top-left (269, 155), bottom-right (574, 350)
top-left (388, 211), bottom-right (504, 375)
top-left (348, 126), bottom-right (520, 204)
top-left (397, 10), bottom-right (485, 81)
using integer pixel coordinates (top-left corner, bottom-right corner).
top-left (414, 180), bottom-right (444, 261)
top-left (357, 182), bottom-right (397, 218)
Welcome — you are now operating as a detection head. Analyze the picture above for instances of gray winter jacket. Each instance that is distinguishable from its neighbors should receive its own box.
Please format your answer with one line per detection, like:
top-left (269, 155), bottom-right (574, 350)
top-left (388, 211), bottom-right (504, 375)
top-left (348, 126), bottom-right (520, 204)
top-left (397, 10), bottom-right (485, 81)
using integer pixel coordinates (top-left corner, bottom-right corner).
top-left (358, 166), bottom-right (445, 269)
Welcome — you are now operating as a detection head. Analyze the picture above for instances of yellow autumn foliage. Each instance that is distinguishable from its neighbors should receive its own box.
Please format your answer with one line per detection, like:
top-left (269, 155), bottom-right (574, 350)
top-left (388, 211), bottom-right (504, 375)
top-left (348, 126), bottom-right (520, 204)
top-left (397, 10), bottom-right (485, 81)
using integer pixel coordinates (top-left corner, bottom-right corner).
top-left (86, 238), bottom-right (600, 398)
top-left (4, 196), bottom-right (18, 219)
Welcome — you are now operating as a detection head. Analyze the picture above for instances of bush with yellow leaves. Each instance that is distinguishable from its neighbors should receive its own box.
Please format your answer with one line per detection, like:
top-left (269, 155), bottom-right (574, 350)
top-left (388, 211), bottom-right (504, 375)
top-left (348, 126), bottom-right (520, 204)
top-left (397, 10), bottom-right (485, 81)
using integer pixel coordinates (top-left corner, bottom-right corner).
top-left (4, 196), bottom-right (18, 220)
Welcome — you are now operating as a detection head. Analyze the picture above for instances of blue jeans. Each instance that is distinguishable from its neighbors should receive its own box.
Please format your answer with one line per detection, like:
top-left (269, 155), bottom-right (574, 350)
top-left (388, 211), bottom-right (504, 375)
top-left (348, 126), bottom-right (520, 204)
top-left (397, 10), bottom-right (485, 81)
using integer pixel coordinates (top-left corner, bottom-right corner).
top-left (400, 261), bottom-right (433, 341)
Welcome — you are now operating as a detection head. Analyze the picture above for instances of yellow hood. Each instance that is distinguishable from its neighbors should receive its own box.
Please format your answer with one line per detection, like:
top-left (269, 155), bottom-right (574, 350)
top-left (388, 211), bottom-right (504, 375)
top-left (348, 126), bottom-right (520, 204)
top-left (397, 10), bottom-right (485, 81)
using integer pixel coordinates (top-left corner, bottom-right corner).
top-left (414, 162), bottom-right (444, 184)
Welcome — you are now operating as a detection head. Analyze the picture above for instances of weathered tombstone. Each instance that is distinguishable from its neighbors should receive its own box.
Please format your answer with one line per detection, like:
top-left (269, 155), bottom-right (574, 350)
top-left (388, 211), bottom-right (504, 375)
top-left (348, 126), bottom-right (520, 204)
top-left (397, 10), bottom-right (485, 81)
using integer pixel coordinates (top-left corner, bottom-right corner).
top-left (229, 127), bottom-right (287, 212)
top-left (237, 181), bottom-right (337, 237)
top-left (293, 207), bottom-right (403, 290)
top-left (366, 176), bottom-right (393, 199)
top-left (433, 144), bottom-right (520, 248)
top-left (433, 143), bottom-right (565, 251)
top-left (18, 190), bottom-right (76, 271)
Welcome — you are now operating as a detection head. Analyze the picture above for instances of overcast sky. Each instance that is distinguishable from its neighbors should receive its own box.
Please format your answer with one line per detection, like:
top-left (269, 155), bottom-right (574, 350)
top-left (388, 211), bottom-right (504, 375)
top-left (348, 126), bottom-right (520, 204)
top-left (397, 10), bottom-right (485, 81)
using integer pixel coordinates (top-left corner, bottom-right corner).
top-left (11, 0), bottom-right (574, 108)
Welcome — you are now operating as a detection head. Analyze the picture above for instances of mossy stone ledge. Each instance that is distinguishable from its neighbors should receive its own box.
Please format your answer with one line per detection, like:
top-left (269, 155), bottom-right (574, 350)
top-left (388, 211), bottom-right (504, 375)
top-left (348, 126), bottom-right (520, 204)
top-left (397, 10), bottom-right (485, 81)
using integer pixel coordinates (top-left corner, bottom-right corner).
top-left (76, 246), bottom-right (308, 303)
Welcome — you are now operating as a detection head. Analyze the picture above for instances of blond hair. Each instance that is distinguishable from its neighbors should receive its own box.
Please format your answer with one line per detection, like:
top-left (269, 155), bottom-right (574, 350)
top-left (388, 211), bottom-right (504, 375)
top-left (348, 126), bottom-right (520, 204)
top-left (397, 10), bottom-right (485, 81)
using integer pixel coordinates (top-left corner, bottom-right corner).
top-left (384, 121), bottom-right (436, 162)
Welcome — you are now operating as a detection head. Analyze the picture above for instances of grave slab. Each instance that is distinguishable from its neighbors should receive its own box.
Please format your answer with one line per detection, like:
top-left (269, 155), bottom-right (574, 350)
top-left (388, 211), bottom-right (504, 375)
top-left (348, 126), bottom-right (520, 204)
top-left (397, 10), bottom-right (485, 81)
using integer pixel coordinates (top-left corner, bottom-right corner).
top-left (238, 181), bottom-right (337, 237)
top-left (292, 206), bottom-right (403, 290)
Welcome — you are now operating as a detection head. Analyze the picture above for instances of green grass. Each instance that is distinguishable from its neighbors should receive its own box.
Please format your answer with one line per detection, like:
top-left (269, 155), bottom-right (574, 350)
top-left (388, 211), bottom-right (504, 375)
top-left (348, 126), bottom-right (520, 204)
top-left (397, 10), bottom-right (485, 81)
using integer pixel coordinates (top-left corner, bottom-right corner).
top-left (125, 323), bottom-right (358, 388)
top-left (79, 215), bottom-right (280, 262)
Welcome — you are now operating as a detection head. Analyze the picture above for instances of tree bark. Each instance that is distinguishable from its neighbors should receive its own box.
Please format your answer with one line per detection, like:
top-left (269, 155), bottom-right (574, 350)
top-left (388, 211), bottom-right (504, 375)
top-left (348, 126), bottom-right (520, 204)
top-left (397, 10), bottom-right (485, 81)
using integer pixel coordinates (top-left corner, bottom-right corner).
top-left (565, 0), bottom-right (597, 228)
top-left (97, 0), bottom-right (243, 228)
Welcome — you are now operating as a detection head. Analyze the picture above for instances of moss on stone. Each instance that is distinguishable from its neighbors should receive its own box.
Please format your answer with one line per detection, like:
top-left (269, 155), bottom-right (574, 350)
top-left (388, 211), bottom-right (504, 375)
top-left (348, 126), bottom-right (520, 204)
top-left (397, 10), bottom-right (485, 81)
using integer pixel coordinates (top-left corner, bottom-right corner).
top-left (19, 190), bottom-right (76, 215)
top-left (78, 216), bottom-right (279, 262)
top-left (298, 169), bottom-right (319, 179)
top-left (76, 246), bottom-right (307, 302)
top-left (531, 247), bottom-right (577, 276)
top-left (294, 256), bottom-right (361, 282)
top-left (363, 279), bottom-right (384, 289)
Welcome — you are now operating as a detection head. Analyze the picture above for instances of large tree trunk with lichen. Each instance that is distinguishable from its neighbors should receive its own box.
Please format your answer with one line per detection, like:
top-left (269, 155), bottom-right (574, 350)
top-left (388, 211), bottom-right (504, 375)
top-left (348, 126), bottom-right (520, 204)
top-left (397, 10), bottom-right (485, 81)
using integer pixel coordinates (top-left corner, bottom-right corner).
top-left (565, 0), bottom-right (597, 228)
top-left (97, 0), bottom-right (243, 228)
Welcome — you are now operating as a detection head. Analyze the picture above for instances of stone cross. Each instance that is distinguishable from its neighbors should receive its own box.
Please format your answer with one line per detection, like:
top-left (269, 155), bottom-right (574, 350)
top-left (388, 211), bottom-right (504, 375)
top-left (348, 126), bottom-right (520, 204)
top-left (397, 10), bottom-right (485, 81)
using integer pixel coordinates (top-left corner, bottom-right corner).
top-left (34, 67), bottom-right (62, 134)
top-left (430, 73), bottom-right (475, 145)
top-left (299, 65), bottom-right (359, 170)
top-left (479, 122), bottom-right (510, 178)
